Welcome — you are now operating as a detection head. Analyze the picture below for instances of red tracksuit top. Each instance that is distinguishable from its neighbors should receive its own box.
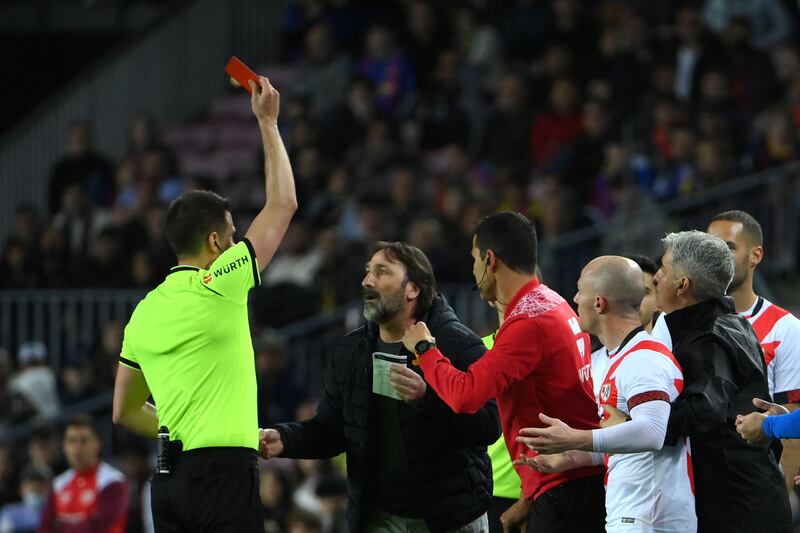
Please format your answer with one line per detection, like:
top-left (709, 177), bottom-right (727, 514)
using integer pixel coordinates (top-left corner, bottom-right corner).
top-left (419, 278), bottom-right (604, 500)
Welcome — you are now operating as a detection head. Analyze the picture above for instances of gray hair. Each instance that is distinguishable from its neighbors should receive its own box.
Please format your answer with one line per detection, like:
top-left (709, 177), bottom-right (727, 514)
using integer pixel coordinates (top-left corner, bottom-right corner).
top-left (662, 230), bottom-right (733, 301)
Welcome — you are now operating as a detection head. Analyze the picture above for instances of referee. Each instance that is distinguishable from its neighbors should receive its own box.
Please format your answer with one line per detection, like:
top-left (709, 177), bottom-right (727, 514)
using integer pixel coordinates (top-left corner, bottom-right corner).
top-left (112, 76), bottom-right (296, 532)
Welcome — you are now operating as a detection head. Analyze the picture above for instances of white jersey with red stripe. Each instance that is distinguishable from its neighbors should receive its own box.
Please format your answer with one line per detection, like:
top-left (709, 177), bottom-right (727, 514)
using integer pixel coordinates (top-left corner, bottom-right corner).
top-left (743, 296), bottom-right (800, 404)
top-left (598, 330), bottom-right (696, 532)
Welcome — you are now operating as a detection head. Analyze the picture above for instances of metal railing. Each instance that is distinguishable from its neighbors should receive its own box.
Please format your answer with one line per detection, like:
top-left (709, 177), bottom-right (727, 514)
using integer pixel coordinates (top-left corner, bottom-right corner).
top-left (0, 289), bottom-right (145, 372)
top-left (0, 283), bottom-right (491, 442)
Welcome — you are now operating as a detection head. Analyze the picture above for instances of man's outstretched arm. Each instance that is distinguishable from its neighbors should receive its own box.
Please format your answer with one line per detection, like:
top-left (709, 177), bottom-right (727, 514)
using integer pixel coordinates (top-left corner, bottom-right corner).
top-left (244, 76), bottom-right (298, 273)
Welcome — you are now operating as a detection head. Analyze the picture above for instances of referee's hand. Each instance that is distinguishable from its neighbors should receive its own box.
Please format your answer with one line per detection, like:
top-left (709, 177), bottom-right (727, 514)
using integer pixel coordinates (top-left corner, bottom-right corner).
top-left (259, 428), bottom-right (284, 459)
top-left (249, 76), bottom-right (280, 125)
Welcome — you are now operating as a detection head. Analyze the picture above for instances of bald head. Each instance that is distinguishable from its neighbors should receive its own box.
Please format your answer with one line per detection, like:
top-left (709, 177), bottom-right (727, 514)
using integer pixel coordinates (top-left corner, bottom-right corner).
top-left (582, 256), bottom-right (645, 316)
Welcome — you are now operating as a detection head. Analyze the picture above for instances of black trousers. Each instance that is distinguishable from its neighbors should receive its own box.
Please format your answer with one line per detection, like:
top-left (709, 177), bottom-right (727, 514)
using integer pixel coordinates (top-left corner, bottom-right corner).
top-left (527, 474), bottom-right (605, 533)
top-left (488, 496), bottom-right (519, 533)
top-left (151, 447), bottom-right (264, 533)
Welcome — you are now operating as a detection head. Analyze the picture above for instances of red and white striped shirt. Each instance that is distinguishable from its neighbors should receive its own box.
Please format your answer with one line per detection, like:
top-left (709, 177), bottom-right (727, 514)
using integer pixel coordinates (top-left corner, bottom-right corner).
top-left (598, 330), bottom-right (696, 532)
top-left (743, 297), bottom-right (800, 404)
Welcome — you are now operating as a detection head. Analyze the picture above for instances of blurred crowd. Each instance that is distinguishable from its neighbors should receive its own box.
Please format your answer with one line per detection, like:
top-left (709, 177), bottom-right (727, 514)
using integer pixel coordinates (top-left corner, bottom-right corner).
top-left (2, 0), bottom-right (800, 531)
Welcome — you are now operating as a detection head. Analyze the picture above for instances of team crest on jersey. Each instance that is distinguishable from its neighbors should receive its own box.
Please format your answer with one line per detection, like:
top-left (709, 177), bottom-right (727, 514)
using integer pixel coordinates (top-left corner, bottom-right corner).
top-left (600, 383), bottom-right (611, 402)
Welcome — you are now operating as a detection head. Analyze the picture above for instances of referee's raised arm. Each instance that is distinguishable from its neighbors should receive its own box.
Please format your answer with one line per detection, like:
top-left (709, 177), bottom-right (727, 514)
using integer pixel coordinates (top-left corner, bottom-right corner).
top-left (244, 76), bottom-right (298, 273)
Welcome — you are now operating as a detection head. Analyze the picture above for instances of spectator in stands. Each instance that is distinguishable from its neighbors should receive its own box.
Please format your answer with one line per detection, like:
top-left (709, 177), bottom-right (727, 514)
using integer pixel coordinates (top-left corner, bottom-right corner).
top-left (91, 321), bottom-right (125, 389)
top-left (318, 76), bottom-right (374, 159)
top-left (7, 206), bottom-right (43, 271)
top-left (58, 355), bottom-right (102, 406)
top-left (260, 467), bottom-right (294, 533)
top-left (255, 330), bottom-right (305, 428)
top-left (0, 464), bottom-right (51, 533)
top-left (651, 230), bottom-right (791, 531)
top-left (529, 78), bottom-right (583, 166)
top-left (358, 25), bottom-right (415, 114)
top-left (478, 72), bottom-right (533, 172)
top-left (0, 239), bottom-right (39, 290)
top-left (402, 0), bottom-right (445, 92)
top-left (50, 184), bottom-right (113, 275)
top-left (703, 0), bottom-right (792, 51)
top-left (39, 415), bottom-right (129, 533)
top-left (415, 49), bottom-right (470, 151)
top-left (27, 429), bottom-right (66, 482)
top-left (261, 242), bottom-right (499, 532)
top-left (293, 23), bottom-right (353, 119)
top-left (126, 113), bottom-right (178, 177)
top-left (724, 17), bottom-right (780, 116)
top-left (79, 227), bottom-right (132, 288)
top-left (0, 445), bottom-right (20, 510)
top-left (48, 121), bottom-right (115, 215)
top-left (750, 108), bottom-right (800, 170)
top-left (672, 5), bottom-right (728, 104)
top-left (8, 342), bottom-right (59, 421)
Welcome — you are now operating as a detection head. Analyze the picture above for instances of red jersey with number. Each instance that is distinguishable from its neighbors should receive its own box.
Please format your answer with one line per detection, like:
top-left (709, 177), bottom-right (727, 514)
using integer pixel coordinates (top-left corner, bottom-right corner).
top-left (742, 297), bottom-right (800, 404)
top-left (38, 462), bottom-right (128, 533)
top-left (419, 278), bottom-right (603, 500)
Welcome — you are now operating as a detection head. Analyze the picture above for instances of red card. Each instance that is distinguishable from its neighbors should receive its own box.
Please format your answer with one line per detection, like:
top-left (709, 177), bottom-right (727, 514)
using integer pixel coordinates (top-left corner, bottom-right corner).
top-left (225, 56), bottom-right (259, 93)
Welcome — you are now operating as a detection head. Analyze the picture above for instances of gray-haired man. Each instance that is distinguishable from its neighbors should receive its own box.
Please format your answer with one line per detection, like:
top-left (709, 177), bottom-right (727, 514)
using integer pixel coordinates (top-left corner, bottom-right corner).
top-left (651, 230), bottom-right (790, 533)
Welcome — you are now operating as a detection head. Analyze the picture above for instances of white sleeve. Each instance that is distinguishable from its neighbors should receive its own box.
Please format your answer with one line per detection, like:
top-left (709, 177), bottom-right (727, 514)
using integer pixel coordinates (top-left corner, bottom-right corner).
top-left (591, 400), bottom-right (670, 453)
top-left (772, 315), bottom-right (800, 404)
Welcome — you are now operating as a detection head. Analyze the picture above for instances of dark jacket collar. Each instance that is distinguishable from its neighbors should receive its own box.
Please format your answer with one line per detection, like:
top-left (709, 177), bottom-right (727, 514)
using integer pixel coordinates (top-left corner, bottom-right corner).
top-left (664, 296), bottom-right (735, 344)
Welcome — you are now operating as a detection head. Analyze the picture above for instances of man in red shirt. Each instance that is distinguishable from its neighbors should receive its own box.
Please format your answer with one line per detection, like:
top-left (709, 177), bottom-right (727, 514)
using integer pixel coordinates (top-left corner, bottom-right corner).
top-left (402, 211), bottom-right (605, 532)
top-left (38, 415), bottom-right (129, 533)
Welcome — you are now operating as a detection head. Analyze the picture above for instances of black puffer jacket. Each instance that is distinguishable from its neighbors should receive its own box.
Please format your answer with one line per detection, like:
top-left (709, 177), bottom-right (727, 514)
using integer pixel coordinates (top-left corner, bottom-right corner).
top-left (663, 297), bottom-right (791, 533)
top-left (275, 294), bottom-right (500, 532)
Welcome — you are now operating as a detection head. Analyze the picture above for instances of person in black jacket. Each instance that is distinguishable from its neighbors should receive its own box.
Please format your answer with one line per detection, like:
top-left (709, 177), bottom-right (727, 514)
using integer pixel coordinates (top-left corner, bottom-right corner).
top-left (652, 230), bottom-right (790, 533)
top-left (260, 241), bottom-right (500, 532)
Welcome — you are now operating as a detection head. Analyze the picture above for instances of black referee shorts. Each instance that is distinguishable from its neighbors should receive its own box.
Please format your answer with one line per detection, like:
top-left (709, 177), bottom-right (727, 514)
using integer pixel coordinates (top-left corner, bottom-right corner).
top-left (151, 447), bottom-right (264, 533)
top-left (527, 474), bottom-right (606, 533)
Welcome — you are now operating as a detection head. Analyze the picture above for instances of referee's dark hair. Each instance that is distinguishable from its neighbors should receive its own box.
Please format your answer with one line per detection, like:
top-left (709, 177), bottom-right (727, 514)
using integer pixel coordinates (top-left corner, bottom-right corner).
top-left (624, 254), bottom-right (658, 276)
top-left (166, 191), bottom-right (231, 256)
top-left (710, 210), bottom-right (763, 246)
top-left (474, 211), bottom-right (537, 275)
top-left (369, 241), bottom-right (436, 320)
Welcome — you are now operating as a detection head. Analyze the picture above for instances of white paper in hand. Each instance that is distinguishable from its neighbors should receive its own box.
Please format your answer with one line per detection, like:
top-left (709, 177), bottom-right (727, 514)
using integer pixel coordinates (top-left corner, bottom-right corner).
top-left (372, 352), bottom-right (408, 400)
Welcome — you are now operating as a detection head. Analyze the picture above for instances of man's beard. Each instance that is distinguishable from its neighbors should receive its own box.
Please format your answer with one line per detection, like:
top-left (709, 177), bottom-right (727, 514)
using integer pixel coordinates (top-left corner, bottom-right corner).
top-left (363, 286), bottom-right (406, 323)
top-left (727, 263), bottom-right (747, 294)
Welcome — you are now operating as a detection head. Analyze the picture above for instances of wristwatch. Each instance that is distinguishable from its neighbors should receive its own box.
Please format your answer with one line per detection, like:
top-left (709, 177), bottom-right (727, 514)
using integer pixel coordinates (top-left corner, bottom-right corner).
top-left (414, 339), bottom-right (436, 356)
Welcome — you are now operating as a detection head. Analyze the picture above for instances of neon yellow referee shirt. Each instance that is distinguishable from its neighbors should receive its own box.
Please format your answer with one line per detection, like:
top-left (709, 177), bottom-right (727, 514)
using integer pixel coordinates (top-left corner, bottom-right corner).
top-left (119, 239), bottom-right (261, 451)
top-left (483, 332), bottom-right (523, 500)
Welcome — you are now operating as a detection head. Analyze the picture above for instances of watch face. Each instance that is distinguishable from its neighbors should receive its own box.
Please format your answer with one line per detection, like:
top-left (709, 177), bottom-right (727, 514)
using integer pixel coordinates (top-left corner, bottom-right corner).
top-left (415, 340), bottom-right (431, 355)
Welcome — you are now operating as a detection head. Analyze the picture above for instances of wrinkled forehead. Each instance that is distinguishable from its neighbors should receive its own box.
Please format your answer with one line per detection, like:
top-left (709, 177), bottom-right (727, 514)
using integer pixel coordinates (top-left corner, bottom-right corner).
top-left (367, 249), bottom-right (406, 273)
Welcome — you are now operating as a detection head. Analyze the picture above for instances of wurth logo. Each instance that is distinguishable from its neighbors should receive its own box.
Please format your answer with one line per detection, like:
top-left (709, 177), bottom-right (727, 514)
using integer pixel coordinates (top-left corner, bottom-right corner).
top-left (203, 274), bottom-right (213, 284)
top-left (212, 255), bottom-right (249, 278)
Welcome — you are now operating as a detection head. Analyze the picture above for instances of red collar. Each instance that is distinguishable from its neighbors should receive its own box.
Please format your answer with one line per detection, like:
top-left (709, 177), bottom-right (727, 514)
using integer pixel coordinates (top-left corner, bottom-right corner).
top-left (505, 277), bottom-right (540, 316)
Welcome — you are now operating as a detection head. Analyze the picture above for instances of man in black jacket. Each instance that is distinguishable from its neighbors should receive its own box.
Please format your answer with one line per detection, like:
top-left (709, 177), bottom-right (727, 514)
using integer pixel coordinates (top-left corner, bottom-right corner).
top-left (261, 241), bottom-right (500, 532)
top-left (652, 230), bottom-right (790, 533)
